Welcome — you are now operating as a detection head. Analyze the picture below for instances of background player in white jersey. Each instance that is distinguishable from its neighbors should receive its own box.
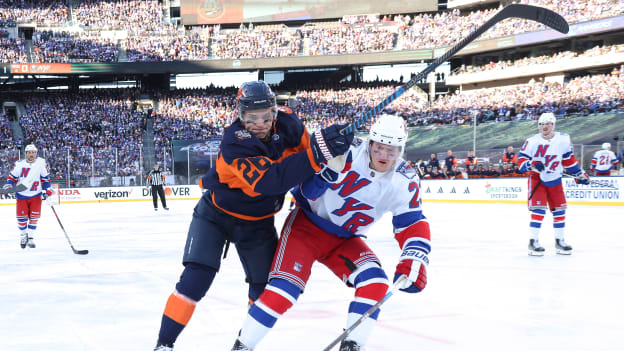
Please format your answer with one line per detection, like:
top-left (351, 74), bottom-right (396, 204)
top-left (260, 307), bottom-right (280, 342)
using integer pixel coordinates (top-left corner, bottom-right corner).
top-left (2, 144), bottom-right (52, 249)
top-left (231, 114), bottom-right (431, 351)
top-left (517, 113), bottom-right (589, 256)
top-left (590, 143), bottom-right (619, 176)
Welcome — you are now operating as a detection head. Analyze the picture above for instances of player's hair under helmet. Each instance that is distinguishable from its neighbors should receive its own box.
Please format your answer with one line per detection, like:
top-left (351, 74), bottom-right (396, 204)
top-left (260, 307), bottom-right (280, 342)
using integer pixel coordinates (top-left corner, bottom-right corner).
top-left (602, 142), bottom-right (611, 150)
top-left (369, 114), bottom-right (408, 152)
top-left (538, 112), bottom-right (556, 125)
top-left (25, 144), bottom-right (37, 152)
top-left (237, 80), bottom-right (276, 118)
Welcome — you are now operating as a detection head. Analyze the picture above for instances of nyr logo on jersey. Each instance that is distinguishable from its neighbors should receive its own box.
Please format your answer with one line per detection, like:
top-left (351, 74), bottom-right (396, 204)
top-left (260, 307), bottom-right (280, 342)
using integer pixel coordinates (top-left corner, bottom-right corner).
top-left (330, 171), bottom-right (374, 233)
top-left (235, 130), bottom-right (251, 141)
top-left (534, 144), bottom-right (550, 157)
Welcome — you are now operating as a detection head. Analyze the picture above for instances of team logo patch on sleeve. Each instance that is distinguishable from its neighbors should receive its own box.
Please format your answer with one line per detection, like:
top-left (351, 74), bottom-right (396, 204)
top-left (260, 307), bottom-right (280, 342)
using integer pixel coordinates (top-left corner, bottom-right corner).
top-left (235, 130), bottom-right (252, 141)
top-left (396, 161), bottom-right (416, 179)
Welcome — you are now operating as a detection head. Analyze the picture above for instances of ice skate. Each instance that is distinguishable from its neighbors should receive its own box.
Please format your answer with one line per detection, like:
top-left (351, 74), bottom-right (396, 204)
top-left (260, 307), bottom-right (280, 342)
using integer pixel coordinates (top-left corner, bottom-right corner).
top-left (27, 237), bottom-right (36, 248)
top-left (555, 239), bottom-right (572, 255)
top-left (528, 239), bottom-right (545, 256)
top-left (231, 339), bottom-right (252, 351)
top-left (153, 341), bottom-right (173, 351)
top-left (164, 207), bottom-right (169, 211)
top-left (340, 340), bottom-right (363, 351)
top-left (20, 233), bottom-right (28, 249)
top-left (154, 208), bottom-right (158, 211)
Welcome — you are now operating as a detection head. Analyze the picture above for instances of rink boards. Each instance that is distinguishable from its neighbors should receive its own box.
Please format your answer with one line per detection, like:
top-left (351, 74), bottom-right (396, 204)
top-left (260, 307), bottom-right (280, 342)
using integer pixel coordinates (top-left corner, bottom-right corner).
top-left (0, 177), bottom-right (622, 206)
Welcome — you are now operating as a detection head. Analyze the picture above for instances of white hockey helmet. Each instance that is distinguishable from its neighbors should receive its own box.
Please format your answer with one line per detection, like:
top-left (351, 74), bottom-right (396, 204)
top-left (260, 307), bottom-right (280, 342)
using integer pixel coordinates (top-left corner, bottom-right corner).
top-left (369, 114), bottom-right (408, 150)
top-left (25, 144), bottom-right (38, 152)
top-left (538, 112), bottom-right (556, 125)
top-left (602, 142), bottom-right (611, 150)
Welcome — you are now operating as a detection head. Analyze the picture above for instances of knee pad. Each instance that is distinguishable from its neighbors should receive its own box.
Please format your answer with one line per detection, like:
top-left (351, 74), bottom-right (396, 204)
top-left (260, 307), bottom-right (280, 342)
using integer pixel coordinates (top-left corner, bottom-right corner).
top-left (175, 262), bottom-right (217, 302)
top-left (349, 262), bottom-right (389, 302)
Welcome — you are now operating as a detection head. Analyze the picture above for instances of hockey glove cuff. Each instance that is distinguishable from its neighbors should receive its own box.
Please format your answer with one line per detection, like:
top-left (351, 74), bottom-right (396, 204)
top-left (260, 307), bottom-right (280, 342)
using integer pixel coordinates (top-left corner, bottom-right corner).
top-left (309, 124), bottom-right (353, 164)
top-left (317, 151), bottom-right (353, 183)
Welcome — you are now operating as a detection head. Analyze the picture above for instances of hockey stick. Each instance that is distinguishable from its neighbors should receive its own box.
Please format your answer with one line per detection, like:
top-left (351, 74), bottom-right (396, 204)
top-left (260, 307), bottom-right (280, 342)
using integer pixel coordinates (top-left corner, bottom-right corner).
top-left (341, 4), bottom-right (569, 134)
top-left (0, 184), bottom-right (27, 194)
top-left (50, 205), bottom-right (89, 255)
top-left (322, 275), bottom-right (408, 351)
top-left (561, 172), bottom-right (619, 189)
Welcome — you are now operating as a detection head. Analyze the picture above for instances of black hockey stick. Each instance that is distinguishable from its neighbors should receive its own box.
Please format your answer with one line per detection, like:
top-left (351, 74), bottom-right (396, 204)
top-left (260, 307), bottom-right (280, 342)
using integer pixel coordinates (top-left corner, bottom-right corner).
top-left (341, 4), bottom-right (569, 134)
top-left (0, 184), bottom-right (27, 194)
top-left (50, 205), bottom-right (89, 255)
top-left (322, 275), bottom-right (407, 351)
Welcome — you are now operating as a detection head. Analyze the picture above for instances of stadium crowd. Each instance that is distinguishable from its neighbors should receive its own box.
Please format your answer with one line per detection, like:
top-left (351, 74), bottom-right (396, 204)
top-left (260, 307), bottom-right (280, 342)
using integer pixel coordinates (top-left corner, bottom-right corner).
top-left (1, 0), bottom-right (622, 63)
top-left (0, 62), bottom-right (622, 183)
top-left (16, 89), bottom-right (143, 179)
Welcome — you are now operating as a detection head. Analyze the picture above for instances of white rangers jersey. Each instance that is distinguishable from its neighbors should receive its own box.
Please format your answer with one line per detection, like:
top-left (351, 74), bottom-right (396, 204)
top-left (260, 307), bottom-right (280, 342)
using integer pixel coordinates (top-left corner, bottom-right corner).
top-left (292, 138), bottom-right (427, 239)
top-left (591, 149), bottom-right (618, 172)
top-left (518, 132), bottom-right (580, 186)
top-left (7, 157), bottom-right (51, 200)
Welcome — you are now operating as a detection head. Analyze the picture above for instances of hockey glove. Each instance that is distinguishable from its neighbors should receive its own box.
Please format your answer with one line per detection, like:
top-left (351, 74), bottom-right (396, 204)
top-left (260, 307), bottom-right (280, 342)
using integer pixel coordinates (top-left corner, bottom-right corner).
top-left (318, 151), bottom-right (353, 183)
top-left (42, 189), bottom-right (52, 204)
top-left (394, 241), bottom-right (430, 293)
top-left (310, 124), bottom-right (354, 164)
top-left (2, 183), bottom-right (12, 190)
top-left (573, 170), bottom-right (590, 185)
top-left (530, 161), bottom-right (545, 172)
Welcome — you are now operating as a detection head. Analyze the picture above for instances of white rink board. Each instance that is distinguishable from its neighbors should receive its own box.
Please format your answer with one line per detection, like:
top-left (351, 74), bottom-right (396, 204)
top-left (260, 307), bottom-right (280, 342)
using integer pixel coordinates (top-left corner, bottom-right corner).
top-left (419, 177), bottom-right (623, 205)
top-left (1, 177), bottom-right (622, 206)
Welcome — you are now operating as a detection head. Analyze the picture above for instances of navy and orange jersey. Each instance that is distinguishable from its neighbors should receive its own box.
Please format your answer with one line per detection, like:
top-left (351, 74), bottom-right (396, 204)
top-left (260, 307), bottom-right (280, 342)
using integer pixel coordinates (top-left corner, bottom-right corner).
top-left (201, 107), bottom-right (321, 221)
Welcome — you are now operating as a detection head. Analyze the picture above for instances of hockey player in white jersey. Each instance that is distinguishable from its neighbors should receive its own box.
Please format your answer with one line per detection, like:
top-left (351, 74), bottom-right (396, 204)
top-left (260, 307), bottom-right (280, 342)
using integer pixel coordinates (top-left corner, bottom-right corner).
top-left (231, 114), bottom-right (431, 351)
top-left (2, 144), bottom-right (52, 249)
top-left (517, 113), bottom-right (589, 256)
top-left (590, 143), bottom-right (619, 176)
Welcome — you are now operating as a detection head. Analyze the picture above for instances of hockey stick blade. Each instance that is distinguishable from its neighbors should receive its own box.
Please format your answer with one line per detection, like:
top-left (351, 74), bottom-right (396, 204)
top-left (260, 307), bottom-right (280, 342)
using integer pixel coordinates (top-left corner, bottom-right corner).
top-left (322, 275), bottom-right (408, 351)
top-left (342, 4), bottom-right (569, 134)
top-left (51, 205), bottom-right (89, 255)
top-left (0, 184), bottom-right (27, 194)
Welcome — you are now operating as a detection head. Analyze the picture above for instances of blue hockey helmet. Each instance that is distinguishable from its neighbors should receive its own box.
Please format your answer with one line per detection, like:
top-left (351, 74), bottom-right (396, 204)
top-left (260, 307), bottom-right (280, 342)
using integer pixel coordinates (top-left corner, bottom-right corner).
top-left (237, 81), bottom-right (276, 118)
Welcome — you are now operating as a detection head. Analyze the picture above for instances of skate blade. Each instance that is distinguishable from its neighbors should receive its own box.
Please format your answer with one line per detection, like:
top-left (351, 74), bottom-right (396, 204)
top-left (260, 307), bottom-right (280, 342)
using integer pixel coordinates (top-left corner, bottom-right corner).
top-left (556, 249), bottom-right (572, 255)
top-left (528, 250), bottom-right (545, 256)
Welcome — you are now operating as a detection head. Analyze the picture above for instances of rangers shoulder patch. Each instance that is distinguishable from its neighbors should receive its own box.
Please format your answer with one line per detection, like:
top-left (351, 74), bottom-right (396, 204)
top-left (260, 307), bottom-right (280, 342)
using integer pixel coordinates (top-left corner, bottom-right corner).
top-left (235, 130), bottom-right (252, 141)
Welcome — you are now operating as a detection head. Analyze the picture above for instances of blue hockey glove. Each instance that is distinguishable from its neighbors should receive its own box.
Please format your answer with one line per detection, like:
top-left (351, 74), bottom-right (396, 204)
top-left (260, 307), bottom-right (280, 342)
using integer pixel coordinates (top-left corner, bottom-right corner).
top-left (530, 161), bottom-right (545, 172)
top-left (573, 170), bottom-right (590, 185)
top-left (310, 124), bottom-right (354, 164)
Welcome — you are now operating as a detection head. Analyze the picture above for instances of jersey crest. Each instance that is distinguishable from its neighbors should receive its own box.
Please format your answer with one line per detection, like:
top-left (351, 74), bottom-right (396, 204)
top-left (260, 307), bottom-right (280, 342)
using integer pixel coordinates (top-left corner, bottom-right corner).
top-left (235, 129), bottom-right (252, 141)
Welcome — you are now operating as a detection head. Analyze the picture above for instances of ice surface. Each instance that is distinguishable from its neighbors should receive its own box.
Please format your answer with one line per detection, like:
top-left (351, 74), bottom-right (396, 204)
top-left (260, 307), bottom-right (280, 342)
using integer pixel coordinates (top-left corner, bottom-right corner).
top-left (1, 200), bottom-right (622, 351)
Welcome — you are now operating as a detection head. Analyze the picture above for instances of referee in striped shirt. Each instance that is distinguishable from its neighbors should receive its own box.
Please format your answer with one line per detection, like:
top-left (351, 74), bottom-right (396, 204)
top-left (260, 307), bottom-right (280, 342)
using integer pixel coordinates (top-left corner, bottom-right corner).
top-left (147, 164), bottom-right (168, 211)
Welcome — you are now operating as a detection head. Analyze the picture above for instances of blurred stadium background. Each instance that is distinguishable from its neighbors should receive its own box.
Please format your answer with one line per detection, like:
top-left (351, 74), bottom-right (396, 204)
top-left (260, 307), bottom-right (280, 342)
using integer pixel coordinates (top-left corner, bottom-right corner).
top-left (1, 0), bottom-right (623, 187)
